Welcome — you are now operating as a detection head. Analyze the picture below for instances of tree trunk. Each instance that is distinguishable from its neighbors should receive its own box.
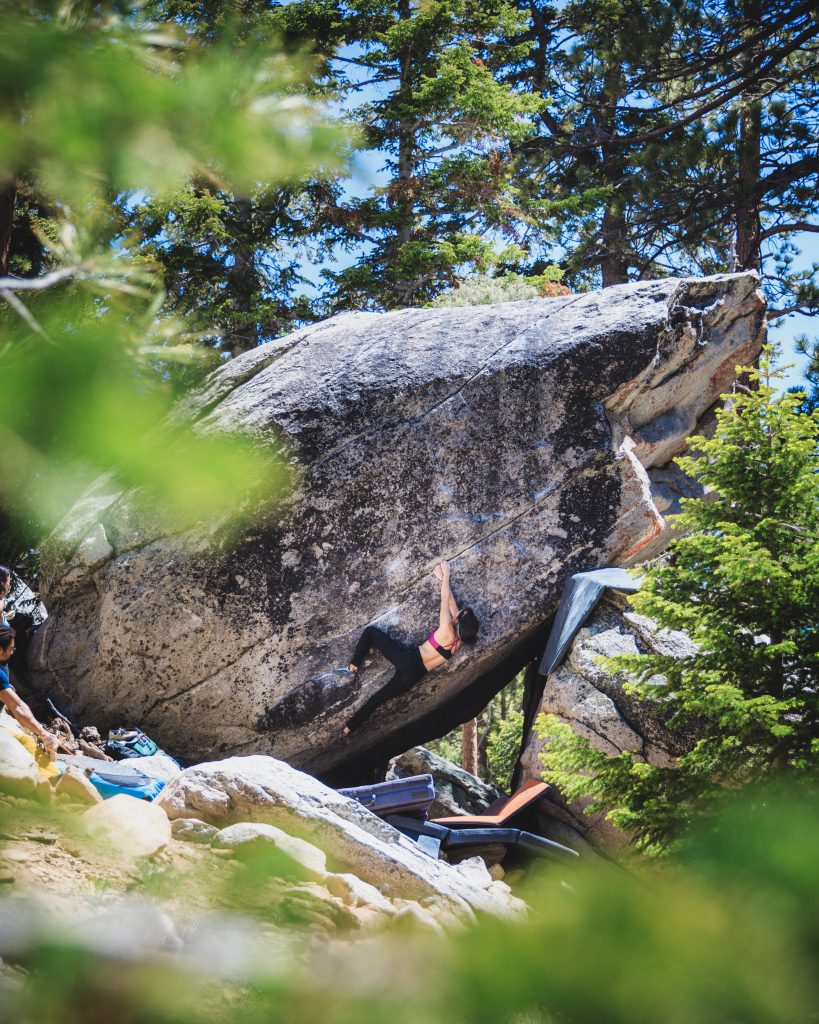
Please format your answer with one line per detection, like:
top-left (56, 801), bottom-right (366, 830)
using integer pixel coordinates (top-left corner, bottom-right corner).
top-left (461, 718), bottom-right (479, 777)
top-left (600, 205), bottom-right (629, 286)
top-left (599, 67), bottom-right (629, 287)
top-left (0, 181), bottom-right (16, 277)
top-left (735, 0), bottom-right (762, 272)
top-left (229, 196), bottom-right (258, 356)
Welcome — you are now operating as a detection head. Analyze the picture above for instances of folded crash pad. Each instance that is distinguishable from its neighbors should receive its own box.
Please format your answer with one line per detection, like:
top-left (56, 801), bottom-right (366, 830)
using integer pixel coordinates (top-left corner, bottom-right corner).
top-left (338, 774), bottom-right (435, 819)
top-left (385, 814), bottom-right (578, 863)
top-left (431, 780), bottom-right (549, 827)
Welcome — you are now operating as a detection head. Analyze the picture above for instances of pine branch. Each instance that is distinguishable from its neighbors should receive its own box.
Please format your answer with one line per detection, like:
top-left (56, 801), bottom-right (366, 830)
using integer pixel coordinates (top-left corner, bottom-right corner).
top-left (0, 266), bottom-right (86, 291)
top-left (612, 24), bottom-right (819, 147)
top-left (759, 222), bottom-right (819, 241)
top-left (768, 304), bottom-right (819, 319)
top-left (756, 153), bottom-right (819, 201)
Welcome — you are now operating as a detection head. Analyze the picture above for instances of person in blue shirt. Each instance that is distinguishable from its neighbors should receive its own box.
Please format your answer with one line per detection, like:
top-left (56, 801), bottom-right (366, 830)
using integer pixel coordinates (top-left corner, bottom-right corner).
top-left (0, 625), bottom-right (58, 756)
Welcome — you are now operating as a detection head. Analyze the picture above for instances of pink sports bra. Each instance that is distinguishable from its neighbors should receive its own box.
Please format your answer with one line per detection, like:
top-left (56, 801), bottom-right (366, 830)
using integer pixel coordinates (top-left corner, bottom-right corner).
top-left (427, 632), bottom-right (459, 660)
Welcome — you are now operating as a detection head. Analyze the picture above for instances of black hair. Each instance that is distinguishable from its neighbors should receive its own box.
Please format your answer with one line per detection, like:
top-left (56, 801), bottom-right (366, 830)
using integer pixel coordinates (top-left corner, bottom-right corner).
top-left (0, 625), bottom-right (16, 651)
top-left (0, 567), bottom-right (10, 588)
top-left (456, 607), bottom-right (480, 644)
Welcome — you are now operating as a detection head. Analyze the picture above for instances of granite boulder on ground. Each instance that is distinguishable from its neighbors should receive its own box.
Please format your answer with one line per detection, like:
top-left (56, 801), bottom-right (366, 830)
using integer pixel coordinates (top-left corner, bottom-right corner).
top-left (30, 273), bottom-right (765, 776)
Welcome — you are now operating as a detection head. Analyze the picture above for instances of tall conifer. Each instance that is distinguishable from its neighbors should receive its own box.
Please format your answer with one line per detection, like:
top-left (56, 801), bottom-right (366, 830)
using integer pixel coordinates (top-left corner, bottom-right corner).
top-left (538, 350), bottom-right (819, 853)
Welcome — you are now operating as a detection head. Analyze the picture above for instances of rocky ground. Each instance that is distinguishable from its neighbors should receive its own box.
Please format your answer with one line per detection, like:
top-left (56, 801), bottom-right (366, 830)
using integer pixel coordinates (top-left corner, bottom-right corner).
top-left (1, 716), bottom-right (549, 1005)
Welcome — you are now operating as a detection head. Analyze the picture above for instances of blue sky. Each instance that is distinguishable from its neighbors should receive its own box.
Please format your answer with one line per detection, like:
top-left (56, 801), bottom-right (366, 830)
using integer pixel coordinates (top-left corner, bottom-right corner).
top-left (767, 231), bottom-right (817, 391)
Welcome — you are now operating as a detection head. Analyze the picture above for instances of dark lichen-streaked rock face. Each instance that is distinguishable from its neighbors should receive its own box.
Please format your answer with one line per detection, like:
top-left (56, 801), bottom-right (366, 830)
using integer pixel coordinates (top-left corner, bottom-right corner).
top-left (29, 274), bottom-right (764, 775)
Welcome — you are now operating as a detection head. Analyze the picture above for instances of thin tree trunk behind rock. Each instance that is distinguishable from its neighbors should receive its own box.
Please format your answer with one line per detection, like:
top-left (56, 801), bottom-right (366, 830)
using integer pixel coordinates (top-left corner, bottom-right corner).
top-left (0, 181), bottom-right (15, 277)
top-left (461, 718), bottom-right (479, 777)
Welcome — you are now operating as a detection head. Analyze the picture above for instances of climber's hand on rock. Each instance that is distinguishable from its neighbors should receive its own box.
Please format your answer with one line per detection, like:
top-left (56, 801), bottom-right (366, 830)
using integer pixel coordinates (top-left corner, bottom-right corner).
top-left (39, 731), bottom-right (58, 757)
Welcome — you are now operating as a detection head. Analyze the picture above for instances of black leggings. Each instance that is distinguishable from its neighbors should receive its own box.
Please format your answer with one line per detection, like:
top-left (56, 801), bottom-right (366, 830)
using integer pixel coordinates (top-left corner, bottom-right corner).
top-left (346, 626), bottom-right (427, 731)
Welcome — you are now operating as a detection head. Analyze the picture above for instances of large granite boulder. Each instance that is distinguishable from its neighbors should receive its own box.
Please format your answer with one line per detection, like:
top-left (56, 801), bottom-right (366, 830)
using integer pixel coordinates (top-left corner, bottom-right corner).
top-left (518, 594), bottom-right (698, 847)
top-left (29, 274), bottom-right (764, 776)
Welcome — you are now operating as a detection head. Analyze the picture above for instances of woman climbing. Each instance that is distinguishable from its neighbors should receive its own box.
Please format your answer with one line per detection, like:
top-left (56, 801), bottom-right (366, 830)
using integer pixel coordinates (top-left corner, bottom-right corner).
top-left (341, 560), bottom-right (479, 736)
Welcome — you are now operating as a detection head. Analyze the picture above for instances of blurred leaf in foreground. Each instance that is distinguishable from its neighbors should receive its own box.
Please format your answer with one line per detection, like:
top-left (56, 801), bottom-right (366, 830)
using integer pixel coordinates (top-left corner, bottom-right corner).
top-left (2, 786), bottom-right (818, 1024)
top-left (0, 1), bottom-right (346, 543)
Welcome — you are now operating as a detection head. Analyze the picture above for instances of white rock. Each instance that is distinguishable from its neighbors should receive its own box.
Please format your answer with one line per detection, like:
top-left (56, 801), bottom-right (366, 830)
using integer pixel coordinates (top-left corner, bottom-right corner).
top-left (451, 856), bottom-right (494, 889)
top-left (156, 755), bottom-right (523, 920)
top-left (132, 753), bottom-right (183, 782)
top-left (325, 873), bottom-right (397, 914)
top-left (213, 822), bottom-right (327, 879)
top-left (64, 902), bottom-right (182, 957)
top-left (54, 766), bottom-right (103, 805)
top-left (82, 794), bottom-right (171, 859)
top-left (392, 901), bottom-right (445, 935)
top-left (487, 880), bottom-right (527, 915)
top-left (171, 818), bottom-right (218, 844)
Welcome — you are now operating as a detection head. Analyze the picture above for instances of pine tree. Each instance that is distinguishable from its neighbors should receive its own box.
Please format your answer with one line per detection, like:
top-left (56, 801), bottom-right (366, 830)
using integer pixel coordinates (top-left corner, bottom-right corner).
top-left (276, 0), bottom-right (544, 310)
top-left (538, 348), bottom-right (819, 854)
top-left (507, 0), bottom-right (819, 310)
top-left (118, 2), bottom-right (342, 358)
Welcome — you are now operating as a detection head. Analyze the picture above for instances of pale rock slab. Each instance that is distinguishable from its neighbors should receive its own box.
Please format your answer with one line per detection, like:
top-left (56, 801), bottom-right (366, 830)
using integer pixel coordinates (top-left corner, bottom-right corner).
top-left (452, 856), bottom-right (494, 890)
top-left (54, 766), bottom-right (103, 805)
top-left (213, 822), bottom-right (327, 879)
top-left (324, 872), bottom-right (397, 914)
top-left (170, 817), bottom-right (219, 843)
top-left (156, 755), bottom-right (524, 919)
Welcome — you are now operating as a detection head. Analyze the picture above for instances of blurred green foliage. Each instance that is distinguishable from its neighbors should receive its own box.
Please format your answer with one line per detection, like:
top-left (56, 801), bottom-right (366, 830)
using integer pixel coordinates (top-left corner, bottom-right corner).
top-left (539, 348), bottom-right (819, 854)
top-left (2, 785), bottom-right (818, 1023)
top-left (0, 1), bottom-right (345, 552)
